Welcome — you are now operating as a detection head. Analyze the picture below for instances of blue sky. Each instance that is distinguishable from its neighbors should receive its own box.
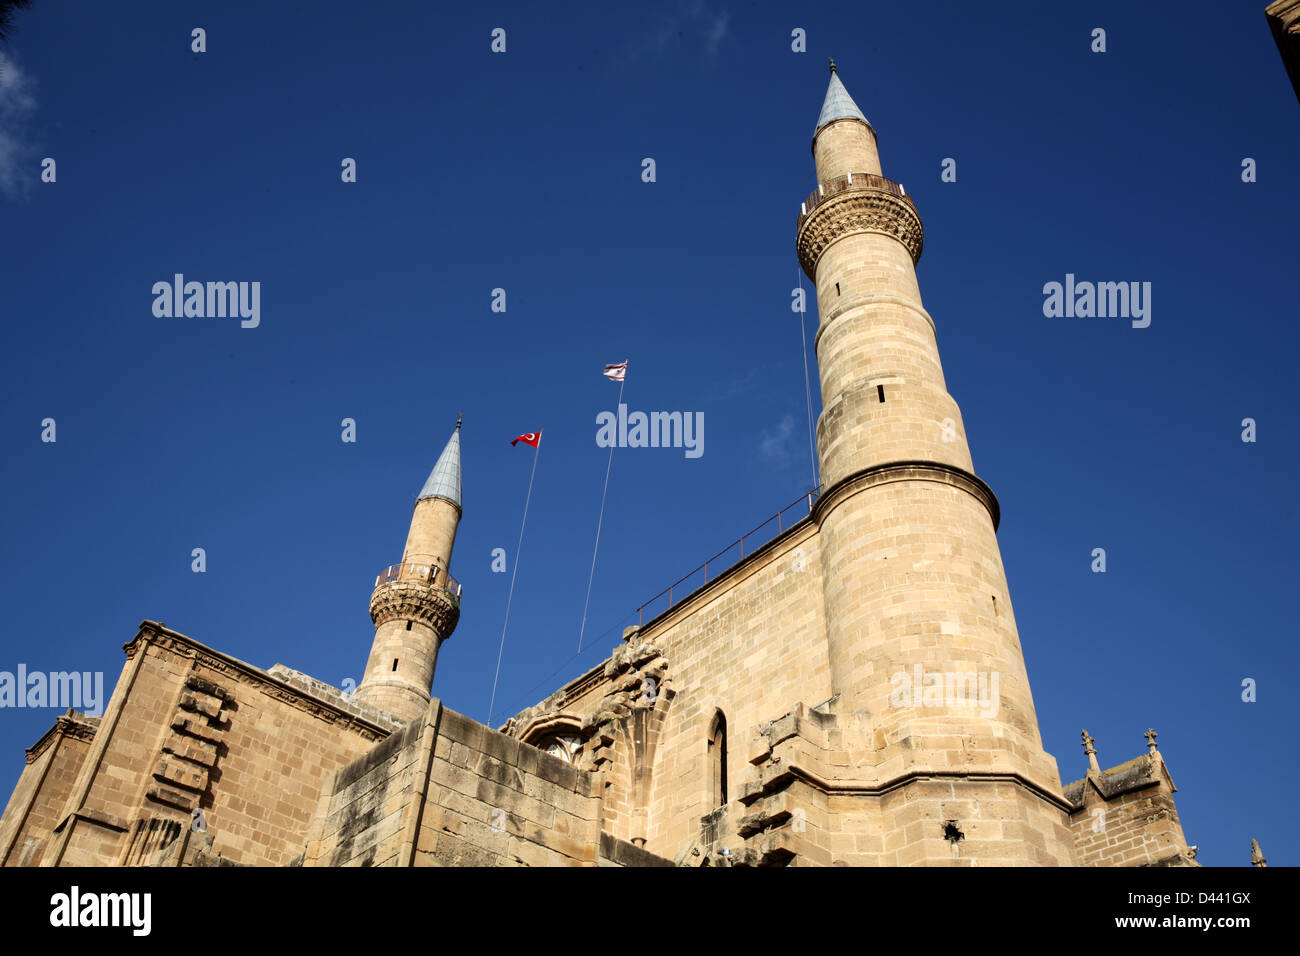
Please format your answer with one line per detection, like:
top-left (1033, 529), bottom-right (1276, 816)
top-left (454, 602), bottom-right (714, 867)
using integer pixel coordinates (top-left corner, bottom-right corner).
top-left (1, 0), bottom-right (1296, 868)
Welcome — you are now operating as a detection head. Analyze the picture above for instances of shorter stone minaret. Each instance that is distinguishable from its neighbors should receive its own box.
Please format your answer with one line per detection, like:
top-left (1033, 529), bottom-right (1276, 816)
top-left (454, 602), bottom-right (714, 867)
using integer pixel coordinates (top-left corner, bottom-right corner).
top-left (354, 420), bottom-right (463, 723)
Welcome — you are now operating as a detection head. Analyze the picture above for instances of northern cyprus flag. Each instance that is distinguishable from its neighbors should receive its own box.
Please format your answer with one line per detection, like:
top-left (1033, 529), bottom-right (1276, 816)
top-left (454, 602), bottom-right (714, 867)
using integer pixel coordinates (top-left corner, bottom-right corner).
top-left (603, 361), bottom-right (627, 382)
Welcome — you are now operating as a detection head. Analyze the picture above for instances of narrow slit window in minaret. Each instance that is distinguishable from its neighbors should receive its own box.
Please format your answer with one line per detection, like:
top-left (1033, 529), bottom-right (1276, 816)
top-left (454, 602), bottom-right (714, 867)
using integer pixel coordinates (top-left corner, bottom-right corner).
top-left (406, 621), bottom-right (412, 631)
top-left (835, 282), bottom-right (840, 295)
top-left (877, 385), bottom-right (886, 402)
top-left (392, 659), bottom-right (399, 671)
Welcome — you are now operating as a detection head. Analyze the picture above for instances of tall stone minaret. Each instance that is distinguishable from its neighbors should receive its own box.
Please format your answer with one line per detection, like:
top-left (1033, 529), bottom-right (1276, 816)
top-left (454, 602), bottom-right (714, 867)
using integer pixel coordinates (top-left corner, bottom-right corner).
top-left (801, 62), bottom-right (1074, 863)
top-left (354, 420), bottom-right (463, 724)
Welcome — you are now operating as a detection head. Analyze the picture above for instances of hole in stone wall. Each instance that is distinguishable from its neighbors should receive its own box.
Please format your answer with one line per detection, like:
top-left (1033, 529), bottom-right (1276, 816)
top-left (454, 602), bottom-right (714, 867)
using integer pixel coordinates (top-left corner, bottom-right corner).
top-left (943, 821), bottom-right (965, 843)
top-left (992, 595), bottom-right (998, 616)
top-left (406, 621), bottom-right (412, 631)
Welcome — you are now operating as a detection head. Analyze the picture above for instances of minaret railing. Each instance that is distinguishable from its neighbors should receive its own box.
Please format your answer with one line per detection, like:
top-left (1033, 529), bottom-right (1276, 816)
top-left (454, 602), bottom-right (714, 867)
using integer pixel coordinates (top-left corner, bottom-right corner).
top-left (798, 171), bottom-right (914, 224)
top-left (373, 558), bottom-right (462, 601)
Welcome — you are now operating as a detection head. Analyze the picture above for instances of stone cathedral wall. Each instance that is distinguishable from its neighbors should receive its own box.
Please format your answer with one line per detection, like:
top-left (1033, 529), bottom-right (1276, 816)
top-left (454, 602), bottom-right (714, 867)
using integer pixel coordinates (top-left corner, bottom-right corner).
top-left (301, 700), bottom-right (667, 867)
top-left (505, 515), bottom-right (831, 862)
top-left (0, 712), bottom-right (98, 866)
top-left (0, 622), bottom-right (395, 867)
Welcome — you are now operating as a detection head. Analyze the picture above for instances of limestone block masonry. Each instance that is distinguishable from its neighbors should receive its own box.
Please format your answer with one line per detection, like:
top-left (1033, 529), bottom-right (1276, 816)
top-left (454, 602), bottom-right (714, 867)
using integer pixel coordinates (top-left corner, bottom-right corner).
top-left (796, 63), bottom-right (1078, 864)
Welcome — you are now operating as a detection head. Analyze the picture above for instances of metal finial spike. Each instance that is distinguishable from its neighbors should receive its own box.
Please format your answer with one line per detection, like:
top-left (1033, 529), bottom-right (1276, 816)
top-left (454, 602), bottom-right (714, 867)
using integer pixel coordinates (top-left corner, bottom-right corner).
top-left (828, 57), bottom-right (837, 74)
top-left (456, 412), bottom-right (462, 430)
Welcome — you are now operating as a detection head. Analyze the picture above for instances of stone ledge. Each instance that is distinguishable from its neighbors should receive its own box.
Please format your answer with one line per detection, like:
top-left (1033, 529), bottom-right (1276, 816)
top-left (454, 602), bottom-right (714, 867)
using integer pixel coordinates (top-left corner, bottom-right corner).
top-left (797, 187), bottom-right (924, 277)
top-left (599, 831), bottom-right (674, 867)
top-left (814, 460), bottom-right (1001, 531)
top-left (1062, 753), bottom-right (1174, 810)
top-left (266, 664), bottom-right (403, 733)
top-left (369, 580), bottom-right (460, 634)
top-left (24, 709), bottom-right (100, 764)
top-left (126, 622), bottom-right (397, 740)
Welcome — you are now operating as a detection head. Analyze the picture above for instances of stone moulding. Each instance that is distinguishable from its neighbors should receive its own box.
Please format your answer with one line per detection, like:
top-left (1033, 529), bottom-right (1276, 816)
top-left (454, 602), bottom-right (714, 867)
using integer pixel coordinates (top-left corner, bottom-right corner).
top-left (511, 712), bottom-right (586, 747)
top-left (1266, 0), bottom-right (1300, 104)
top-left (369, 580), bottom-right (460, 635)
top-left (740, 763), bottom-right (1075, 814)
top-left (1062, 752), bottom-right (1177, 810)
top-left (24, 712), bottom-right (100, 764)
top-left (814, 460), bottom-right (1001, 532)
top-left (797, 186), bottom-right (925, 278)
top-left (124, 622), bottom-right (393, 739)
top-left (566, 462), bottom-right (997, 664)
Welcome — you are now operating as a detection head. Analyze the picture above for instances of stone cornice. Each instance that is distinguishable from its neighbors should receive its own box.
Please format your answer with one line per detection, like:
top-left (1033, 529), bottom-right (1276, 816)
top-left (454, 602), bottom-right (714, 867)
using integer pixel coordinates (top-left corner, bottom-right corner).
top-left (797, 187), bottom-right (924, 278)
top-left (125, 621), bottom-right (394, 740)
top-left (814, 461), bottom-right (1000, 532)
top-left (610, 464), bottom-right (1000, 657)
top-left (1268, 0), bottom-right (1300, 104)
top-left (266, 665), bottom-right (402, 732)
top-left (753, 764), bottom-right (1076, 815)
top-left (369, 580), bottom-right (460, 636)
top-left (814, 294), bottom-right (937, 350)
top-left (1062, 753), bottom-right (1176, 811)
top-left (24, 711), bottom-right (100, 764)
top-left (637, 518), bottom-right (821, 641)
top-left (1267, 0), bottom-right (1300, 24)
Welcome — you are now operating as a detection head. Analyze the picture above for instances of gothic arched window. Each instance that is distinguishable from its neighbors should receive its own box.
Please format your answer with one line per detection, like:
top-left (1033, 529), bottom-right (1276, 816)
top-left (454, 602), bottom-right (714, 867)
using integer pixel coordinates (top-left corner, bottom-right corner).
top-left (537, 732), bottom-right (582, 765)
top-left (708, 711), bottom-right (728, 807)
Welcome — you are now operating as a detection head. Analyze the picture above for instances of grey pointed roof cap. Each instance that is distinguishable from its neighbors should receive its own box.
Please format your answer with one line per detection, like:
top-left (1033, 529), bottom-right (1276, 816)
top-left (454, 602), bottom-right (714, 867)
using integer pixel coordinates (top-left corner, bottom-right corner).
top-left (418, 423), bottom-right (462, 509)
top-left (815, 68), bottom-right (869, 135)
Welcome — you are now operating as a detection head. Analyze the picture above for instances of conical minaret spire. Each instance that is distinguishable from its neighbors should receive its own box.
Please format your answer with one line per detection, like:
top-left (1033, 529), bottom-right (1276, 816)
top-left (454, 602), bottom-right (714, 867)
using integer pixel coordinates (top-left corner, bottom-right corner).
top-left (816, 58), bottom-right (869, 134)
top-left (418, 418), bottom-right (462, 508)
top-left (807, 62), bottom-right (880, 181)
top-left (354, 420), bottom-right (465, 723)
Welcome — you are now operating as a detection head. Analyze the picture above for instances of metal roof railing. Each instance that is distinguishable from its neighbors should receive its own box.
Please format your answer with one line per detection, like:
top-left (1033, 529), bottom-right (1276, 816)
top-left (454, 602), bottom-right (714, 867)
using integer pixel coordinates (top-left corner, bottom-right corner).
top-left (635, 486), bottom-right (821, 625)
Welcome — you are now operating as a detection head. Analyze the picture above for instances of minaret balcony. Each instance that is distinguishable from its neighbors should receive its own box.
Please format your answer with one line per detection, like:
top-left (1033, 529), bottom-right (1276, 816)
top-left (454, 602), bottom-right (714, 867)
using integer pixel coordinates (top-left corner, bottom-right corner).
top-left (796, 171), bottom-right (925, 276)
top-left (369, 558), bottom-right (462, 633)
top-left (797, 171), bottom-right (915, 224)
top-left (373, 558), bottom-right (462, 603)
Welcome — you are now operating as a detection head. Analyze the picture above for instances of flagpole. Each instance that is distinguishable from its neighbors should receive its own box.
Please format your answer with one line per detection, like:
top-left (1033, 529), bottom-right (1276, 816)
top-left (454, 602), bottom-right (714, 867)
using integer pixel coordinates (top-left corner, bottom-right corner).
top-left (488, 431), bottom-right (541, 727)
top-left (578, 358), bottom-right (627, 654)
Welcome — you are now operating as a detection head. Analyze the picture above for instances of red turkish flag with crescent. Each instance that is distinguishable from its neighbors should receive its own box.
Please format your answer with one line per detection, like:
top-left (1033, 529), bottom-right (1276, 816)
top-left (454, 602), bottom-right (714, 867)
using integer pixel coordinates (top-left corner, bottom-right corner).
top-left (511, 431), bottom-right (541, 447)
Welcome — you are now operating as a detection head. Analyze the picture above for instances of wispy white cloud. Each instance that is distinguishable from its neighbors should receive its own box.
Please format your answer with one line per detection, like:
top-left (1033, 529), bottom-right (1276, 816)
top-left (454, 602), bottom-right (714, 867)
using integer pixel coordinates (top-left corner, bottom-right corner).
top-left (707, 365), bottom-right (761, 401)
top-left (629, 2), bottom-right (730, 63)
top-left (760, 414), bottom-right (797, 464)
top-left (0, 51), bottom-right (38, 200)
top-left (703, 11), bottom-right (729, 58)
